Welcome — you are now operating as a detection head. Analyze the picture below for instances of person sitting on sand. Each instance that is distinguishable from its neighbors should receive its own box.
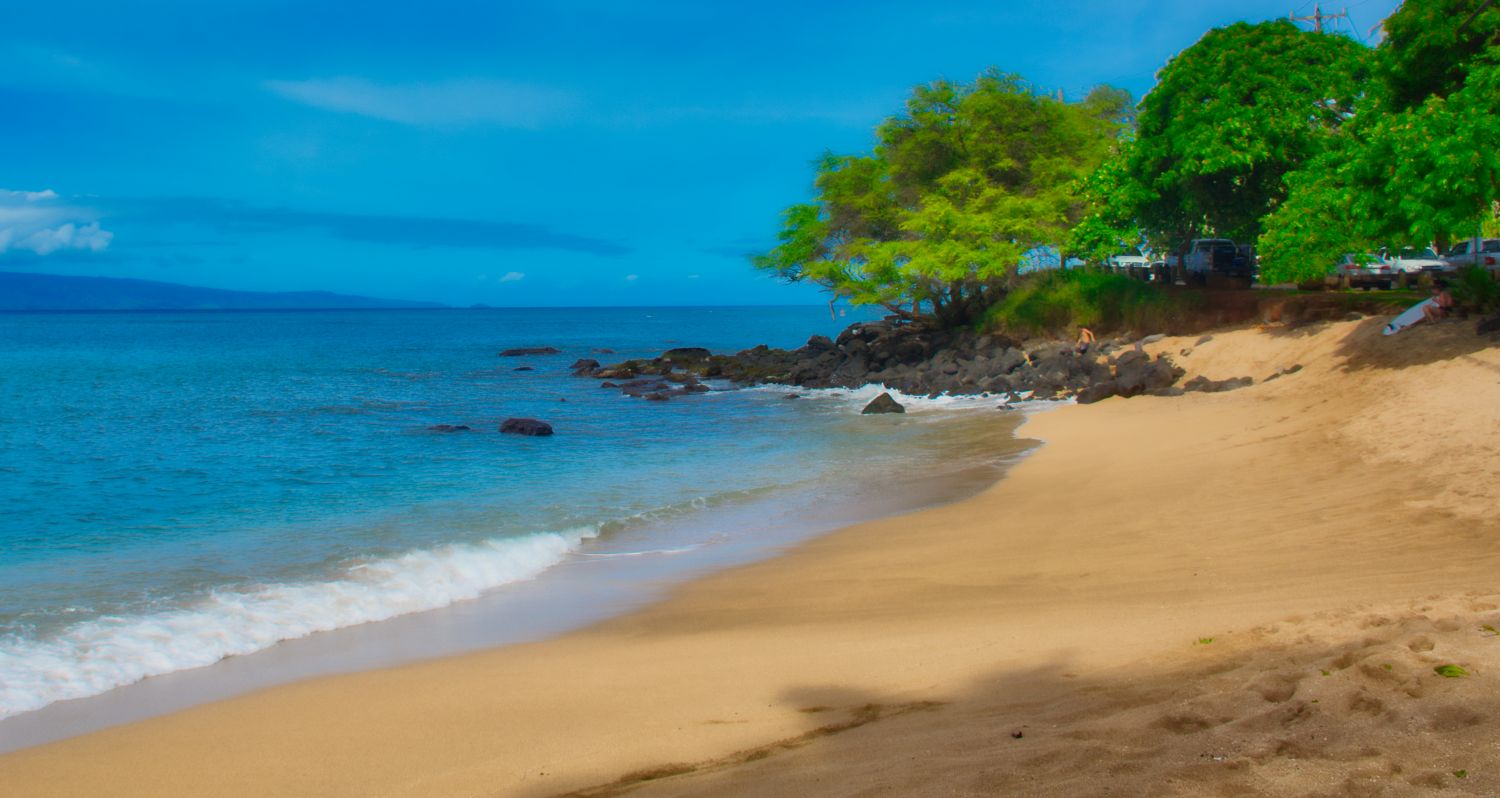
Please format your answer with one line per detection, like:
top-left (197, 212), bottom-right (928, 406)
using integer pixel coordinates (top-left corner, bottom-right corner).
top-left (1076, 327), bottom-right (1095, 354)
top-left (1422, 287), bottom-right (1455, 323)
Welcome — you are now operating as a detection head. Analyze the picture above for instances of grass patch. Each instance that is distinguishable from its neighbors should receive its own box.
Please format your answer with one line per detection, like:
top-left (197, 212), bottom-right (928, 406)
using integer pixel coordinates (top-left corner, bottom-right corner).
top-left (986, 269), bottom-right (1193, 337)
top-left (1196, 637), bottom-right (1215, 645)
top-left (1434, 664), bottom-right (1470, 678)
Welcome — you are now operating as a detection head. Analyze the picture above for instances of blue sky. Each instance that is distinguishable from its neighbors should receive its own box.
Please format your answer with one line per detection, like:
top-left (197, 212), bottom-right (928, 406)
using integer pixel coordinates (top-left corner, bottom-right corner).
top-left (0, 0), bottom-right (1400, 306)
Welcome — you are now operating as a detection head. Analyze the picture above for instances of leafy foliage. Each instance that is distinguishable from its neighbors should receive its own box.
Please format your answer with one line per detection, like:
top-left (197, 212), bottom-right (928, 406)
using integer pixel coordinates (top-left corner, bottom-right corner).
top-left (755, 71), bottom-right (1129, 327)
top-left (1379, 0), bottom-right (1500, 112)
top-left (1121, 22), bottom-right (1370, 246)
top-left (984, 268), bottom-right (1189, 336)
top-left (1259, 10), bottom-right (1500, 286)
top-left (1449, 266), bottom-right (1500, 314)
top-left (1067, 141), bottom-right (1152, 264)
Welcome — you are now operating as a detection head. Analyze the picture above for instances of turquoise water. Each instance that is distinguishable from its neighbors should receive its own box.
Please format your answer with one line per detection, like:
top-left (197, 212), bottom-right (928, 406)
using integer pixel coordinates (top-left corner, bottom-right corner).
top-left (0, 307), bottom-right (1020, 719)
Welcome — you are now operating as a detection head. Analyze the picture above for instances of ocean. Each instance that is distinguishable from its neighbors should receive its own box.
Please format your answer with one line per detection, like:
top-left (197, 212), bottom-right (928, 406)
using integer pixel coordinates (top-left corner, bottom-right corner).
top-left (0, 307), bottom-right (1033, 736)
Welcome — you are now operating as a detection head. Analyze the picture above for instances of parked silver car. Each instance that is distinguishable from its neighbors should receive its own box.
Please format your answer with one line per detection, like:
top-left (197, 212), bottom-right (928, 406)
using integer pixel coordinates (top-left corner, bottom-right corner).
top-left (1334, 253), bottom-right (1396, 288)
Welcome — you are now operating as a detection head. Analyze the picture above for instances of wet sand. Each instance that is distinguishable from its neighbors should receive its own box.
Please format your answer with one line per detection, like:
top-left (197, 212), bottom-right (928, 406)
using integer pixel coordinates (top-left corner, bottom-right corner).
top-left (3, 315), bottom-right (1498, 797)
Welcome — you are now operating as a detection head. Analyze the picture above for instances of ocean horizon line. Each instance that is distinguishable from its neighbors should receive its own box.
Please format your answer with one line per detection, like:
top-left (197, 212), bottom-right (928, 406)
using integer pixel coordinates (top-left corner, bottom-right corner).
top-left (0, 303), bottom-right (846, 315)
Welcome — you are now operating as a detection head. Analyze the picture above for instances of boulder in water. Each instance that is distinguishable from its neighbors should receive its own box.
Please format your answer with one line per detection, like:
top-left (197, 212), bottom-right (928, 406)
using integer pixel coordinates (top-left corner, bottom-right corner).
top-left (861, 392), bottom-right (906, 414)
top-left (428, 424), bottom-right (471, 433)
top-left (500, 418), bottom-right (554, 436)
top-left (499, 347), bottom-right (561, 357)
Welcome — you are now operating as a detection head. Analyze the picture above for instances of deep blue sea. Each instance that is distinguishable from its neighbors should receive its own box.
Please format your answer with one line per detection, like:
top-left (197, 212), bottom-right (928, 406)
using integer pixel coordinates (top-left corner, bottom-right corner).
top-left (0, 307), bottom-right (1027, 721)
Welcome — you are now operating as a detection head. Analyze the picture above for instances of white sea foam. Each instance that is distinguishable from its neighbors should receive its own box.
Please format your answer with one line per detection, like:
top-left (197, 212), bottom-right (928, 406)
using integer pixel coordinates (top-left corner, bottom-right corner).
top-left (0, 527), bottom-right (598, 719)
top-left (739, 383), bottom-right (1070, 413)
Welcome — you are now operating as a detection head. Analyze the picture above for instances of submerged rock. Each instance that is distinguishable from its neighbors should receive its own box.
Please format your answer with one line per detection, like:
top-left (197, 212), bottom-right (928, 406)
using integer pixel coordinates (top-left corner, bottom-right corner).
top-left (861, 392), bottom-right (906, 415)
top-left (427, 424), bottom-right (471, 433)
top-left (499, 347), bottom-right (561, 357)
top-left (500, 418), bottom-right (554, 436)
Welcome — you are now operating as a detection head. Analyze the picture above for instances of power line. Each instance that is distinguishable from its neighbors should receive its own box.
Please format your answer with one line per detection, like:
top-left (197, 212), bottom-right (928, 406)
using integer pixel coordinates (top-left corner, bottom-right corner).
top-left (1456, 0), bottom-right (1494, 35)
top-left (1289, 3), bottom-right (1349, 33)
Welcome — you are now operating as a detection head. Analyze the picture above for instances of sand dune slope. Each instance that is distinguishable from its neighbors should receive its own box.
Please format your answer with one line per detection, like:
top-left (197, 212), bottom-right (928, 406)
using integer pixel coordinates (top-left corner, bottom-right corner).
top-left (1, 316), bottom-right (1497, 798)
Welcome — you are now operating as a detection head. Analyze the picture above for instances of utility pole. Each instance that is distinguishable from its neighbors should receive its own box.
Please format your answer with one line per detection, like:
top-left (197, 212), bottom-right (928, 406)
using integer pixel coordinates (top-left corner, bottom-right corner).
top-left (1289, 3), bottom-right (1349, 33)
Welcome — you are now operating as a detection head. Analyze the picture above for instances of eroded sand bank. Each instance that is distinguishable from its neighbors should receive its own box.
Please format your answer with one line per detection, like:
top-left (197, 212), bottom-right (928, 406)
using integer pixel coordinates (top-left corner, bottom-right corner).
top-left (3, 315), bottom-right (1498, 797)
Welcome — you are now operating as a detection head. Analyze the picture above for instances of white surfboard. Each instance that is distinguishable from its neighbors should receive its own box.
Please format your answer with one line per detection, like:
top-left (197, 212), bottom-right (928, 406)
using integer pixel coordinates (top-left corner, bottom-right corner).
top-left (1383, 298), bottom-right (1436, 336)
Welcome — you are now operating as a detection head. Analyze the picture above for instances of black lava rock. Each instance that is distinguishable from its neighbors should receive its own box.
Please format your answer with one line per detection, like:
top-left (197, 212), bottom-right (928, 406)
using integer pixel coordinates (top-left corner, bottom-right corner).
top-left (499, 418), bottom-right (554, 436)
top-left (861, 392), bottom-right (906, 414)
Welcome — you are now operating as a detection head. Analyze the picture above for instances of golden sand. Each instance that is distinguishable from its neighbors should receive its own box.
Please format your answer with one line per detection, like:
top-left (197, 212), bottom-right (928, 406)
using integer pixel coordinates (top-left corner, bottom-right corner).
top-left (3, 316), bottom-right (1498, 797)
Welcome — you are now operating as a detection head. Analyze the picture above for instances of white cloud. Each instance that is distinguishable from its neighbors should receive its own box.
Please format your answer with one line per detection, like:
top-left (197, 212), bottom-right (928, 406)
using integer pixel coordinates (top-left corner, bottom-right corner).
top-left (624, 274), bottom-right (639, 282)
top-left (0, 189), bottom-right (113, 257)
top-left (265, 77), bottom-right (578, 129)
top-left (498, 271), bottom-right (525, 282)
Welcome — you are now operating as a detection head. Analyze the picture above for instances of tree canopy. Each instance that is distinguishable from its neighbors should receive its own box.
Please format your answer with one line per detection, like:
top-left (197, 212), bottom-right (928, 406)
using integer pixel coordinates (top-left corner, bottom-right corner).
top-left (754, 71), bottom-right (1129, 327)
top-left (1258, 2), bottom-right (1500, 283)
top-left (1115, 21), bottom-right (1370, 248)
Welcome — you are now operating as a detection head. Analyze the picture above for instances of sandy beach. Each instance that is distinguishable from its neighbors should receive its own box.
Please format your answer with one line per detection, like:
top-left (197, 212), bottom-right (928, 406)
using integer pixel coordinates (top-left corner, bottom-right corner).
top-left (4, 314), bottom-right (1499, 797)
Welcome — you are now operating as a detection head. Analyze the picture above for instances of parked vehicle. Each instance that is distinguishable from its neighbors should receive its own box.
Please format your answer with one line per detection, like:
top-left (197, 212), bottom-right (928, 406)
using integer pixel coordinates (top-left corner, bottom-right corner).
top-left (1441, 237), bottom-right (1500, 271)
top-left (1333, 253), bottom-right (1397, 289)
top-left (1181, 238), bottom-right (1253, 283)
top-left (1107, 254), bottom-right (1150, 278)
top-left (1381, 246), bottom-right (1449, 276)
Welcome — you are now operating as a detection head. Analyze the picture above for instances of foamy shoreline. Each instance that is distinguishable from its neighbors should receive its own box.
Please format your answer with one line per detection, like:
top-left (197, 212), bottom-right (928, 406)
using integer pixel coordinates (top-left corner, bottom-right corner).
top-left (0, 391), bottom-right (1033, 753)
top-left (4, 317), bottom-right (1498, 796)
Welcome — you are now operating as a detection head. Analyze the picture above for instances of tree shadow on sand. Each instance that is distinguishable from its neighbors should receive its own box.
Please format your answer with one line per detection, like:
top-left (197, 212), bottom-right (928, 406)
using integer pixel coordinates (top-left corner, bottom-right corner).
top-left (550, 595), bottom-right (1500, 798)
top-left (1331, 315), bottom-right (1498, 373)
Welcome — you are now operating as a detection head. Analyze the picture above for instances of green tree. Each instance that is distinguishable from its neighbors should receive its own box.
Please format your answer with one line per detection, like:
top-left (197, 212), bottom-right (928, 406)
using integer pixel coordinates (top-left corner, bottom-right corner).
top-left (1066, 140), bottom-right (1151, 264)
top-left (755, 71), bottom-right (1127, 327)
top-left (1378, 0), bottom-right (1500, 112)
top-left (1120, 21), bottom-right (1370, 248)
top-left (1259, 4), bottom-right (1500, 284)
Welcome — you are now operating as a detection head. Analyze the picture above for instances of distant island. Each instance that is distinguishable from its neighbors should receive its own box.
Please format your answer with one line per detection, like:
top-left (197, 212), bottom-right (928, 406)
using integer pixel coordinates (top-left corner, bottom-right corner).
top-left (0, 272), bottom-right (444, 311)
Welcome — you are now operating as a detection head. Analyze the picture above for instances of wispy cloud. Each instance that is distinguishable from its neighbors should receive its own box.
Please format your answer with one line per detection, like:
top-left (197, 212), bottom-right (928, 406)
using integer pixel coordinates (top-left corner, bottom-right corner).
top-left (118, 197), bottom-right (628, 257)
top-left (264, 77), bottom-right (578, 129)
top-left (498, 271), bottom-right (525, 282)
top-left (0, 189), bottom-right (113, 257)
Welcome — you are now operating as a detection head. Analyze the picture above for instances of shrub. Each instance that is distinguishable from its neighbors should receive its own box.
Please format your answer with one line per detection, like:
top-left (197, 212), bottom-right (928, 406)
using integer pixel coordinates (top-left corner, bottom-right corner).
top-left (984, 268), bottom-right (1190, 336)
top-left (1448, 266), bottom-right (1500, 315)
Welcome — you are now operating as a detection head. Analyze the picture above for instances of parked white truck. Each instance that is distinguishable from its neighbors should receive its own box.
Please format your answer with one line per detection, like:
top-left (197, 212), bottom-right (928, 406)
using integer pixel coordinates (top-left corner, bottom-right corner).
top-left (1442, 237), bottom-right (1500, 271)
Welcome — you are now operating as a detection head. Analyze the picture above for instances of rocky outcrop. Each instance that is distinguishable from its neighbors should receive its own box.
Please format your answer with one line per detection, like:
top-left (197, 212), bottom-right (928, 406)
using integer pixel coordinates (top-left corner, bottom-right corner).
top-left (500, 418), bottom-right (554, 436)
top-left (583, 318), bottom-right (1192, 403)
top-left (861, 392), bottom-right (906, 414)
top-left (1183, 375), bottom-right (1254, 394)
top-left (499, 347), bottom-right (561, 357)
